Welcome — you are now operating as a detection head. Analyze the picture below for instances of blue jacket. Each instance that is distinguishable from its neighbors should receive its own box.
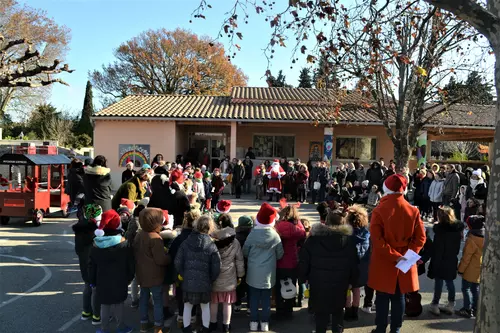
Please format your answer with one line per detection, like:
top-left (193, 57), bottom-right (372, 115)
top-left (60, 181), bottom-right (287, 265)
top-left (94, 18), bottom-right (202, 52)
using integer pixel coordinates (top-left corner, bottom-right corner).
top-left (242, 226), bottom-right (284, 289)
top-left (352, 226), bottom-right (371, 287)
top-left (203, 180), bottom-right (213, 200)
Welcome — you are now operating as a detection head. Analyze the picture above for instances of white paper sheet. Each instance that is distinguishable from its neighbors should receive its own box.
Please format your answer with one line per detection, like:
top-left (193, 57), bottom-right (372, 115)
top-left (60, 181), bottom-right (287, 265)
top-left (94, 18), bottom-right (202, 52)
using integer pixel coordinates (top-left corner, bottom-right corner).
top-left (395, 249), bottom-right (421, 274)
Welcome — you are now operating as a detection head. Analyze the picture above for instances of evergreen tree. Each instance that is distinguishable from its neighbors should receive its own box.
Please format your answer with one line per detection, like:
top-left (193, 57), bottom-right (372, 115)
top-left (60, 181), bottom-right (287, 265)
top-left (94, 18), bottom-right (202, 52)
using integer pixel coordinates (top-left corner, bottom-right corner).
top-left (266, 70), bottom-right (293, 88)
top-left (313, 55), bottom-right (339, 89)
top-left (298, 68), bottom-right (313, 88)
top-left (77, 81), bottom-right (94, 141)
top-left (443, 71), bottom-right (494, 105)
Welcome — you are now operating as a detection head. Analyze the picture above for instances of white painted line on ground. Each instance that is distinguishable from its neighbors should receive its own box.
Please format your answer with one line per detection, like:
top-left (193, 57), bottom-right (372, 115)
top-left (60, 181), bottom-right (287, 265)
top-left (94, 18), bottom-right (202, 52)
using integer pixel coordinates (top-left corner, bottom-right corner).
top-left (66, 240), bottom-right (75, 246)
top-left (0, 254), bottom-right (52, 309)
top-left (57, 313), bottom-right (81, 332)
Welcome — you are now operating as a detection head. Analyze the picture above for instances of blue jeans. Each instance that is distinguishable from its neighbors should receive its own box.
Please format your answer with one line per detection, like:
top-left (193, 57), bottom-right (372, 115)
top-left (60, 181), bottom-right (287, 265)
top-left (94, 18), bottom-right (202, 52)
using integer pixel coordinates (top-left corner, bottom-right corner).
top-left (140, 285), bottom-right (163, 326)
top-left (432, 279), bottom-right (456, 304)
top-left (374, 284), bottom-right (405, 333)
top-left (462, 279), bottom-right (479, 311)
top-left (249, 286), bottom-right (272, 323)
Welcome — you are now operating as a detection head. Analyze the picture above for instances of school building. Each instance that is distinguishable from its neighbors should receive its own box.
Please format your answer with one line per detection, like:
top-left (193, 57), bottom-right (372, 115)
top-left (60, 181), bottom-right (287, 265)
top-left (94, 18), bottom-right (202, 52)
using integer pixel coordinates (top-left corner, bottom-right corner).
top-left (93, 87), bottom-right (495, 187)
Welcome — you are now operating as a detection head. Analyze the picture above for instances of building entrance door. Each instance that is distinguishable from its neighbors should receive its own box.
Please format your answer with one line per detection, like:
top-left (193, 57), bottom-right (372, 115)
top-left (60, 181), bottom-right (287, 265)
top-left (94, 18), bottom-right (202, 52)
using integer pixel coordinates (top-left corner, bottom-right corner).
top-left (188, 132), bottom-right (227, 171)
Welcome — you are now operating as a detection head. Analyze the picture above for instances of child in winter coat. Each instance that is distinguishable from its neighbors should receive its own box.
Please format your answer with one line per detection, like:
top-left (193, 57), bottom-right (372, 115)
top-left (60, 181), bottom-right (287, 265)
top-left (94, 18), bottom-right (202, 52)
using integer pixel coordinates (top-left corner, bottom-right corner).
top-left (298, 209), bottom-right (359, 333)
top-left (72, 203), bottom-right (101, 324)
top-left (193, 171), bottom-right (205, 203)
top-left (209, 215), bottom-right (245, 333)
top-left (124, 204), bottom-right (146, 308)
top-left (457, 215), bottom-right (485, 318)
top-left (344, 205), bottom-right (370, 322)
top-left (203, 172), bottom-right (213, 213)
top-left (235, 215), bottom-right (254, 312)
top-left (275, 203), bottom-right (306, 319)
top-left (243, 203), bottom-right (284, 332)
top-left (211, 168), bottom-right (225, 210)
top-left (367, 185), bottom-right (382, 207)
top-left (428, 207), bottom-right (464, 316)
top-left (428, 173), bottom-right (445, 221)
top-left (175, 215), bottom-right (221, 333)
top-left (167, 210), bottom-right (201, 328)
top-left (89, 210), bottom-right (135, 333)
top-left (134, 208), bottom-right (172, 333)
top-left (254, 166), bottom-right (266, 200)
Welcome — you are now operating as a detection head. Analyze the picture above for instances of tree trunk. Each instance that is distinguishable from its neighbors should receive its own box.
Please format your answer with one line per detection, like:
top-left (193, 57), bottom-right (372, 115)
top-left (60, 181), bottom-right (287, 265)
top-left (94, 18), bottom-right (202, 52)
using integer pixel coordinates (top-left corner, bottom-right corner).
top-left (393, 139), bottom-right (411, 171)
top-left (475, 47), bottom-right (500, 333)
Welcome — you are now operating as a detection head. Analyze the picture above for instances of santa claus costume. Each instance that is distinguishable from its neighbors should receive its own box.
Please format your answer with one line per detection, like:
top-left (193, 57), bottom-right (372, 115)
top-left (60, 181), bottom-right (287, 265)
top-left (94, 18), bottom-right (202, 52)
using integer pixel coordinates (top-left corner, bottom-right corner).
top-left (266, 159), bottom-right (286, 195)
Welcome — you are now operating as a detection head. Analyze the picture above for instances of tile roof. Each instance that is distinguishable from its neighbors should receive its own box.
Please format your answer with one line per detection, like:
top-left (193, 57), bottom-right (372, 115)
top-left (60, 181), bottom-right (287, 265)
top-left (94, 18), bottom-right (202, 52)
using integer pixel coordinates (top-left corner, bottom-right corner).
top-left (94, 87), bottom-right (496, 128)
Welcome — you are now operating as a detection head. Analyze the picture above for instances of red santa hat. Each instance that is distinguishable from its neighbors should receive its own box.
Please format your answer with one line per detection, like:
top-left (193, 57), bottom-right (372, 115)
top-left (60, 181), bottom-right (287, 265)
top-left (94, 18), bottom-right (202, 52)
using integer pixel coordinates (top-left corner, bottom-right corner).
top-left (216, 200), bottom-right (232, 214)
top-left (383, 174), bottom-right (408, 195)
top-left (120, 198), bottom-right (135, 211)
top-left (161, 210), bottom-right (174, 229)
top-left (170, 169), bottom-right (185, 185)
top-left (194, 171), bottom-right (203, 180)
top-left (256, 202), bottom-right (279, 228)
top-left (273, 159), bottom-right (280, 164)
top-left (95, 210), bottom-right (122, 237)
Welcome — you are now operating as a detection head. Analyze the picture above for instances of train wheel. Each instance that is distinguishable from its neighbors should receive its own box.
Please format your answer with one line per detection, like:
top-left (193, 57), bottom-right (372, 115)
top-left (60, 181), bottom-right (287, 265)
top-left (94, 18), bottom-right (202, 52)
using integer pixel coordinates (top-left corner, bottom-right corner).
top-left (32, 210), bottom-right (43, 227)
top-left (0, 216), bottom-right (9, 225)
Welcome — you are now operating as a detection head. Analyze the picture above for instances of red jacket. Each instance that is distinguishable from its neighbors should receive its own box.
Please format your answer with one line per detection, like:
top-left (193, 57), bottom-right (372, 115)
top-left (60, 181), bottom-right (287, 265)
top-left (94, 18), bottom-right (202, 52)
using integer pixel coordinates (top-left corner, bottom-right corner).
top-left (276, 220), bottom-right (306, 269)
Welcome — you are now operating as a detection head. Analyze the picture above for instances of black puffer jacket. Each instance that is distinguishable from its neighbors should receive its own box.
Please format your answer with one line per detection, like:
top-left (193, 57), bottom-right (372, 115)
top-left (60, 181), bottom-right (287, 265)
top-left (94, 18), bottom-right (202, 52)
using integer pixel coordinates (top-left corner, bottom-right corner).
top-left (68, 167), bottom-right (85, 204)
top-left (167, 182), bottom-right (191, 227)
top-left (84, 166), bottom-right (112, 212)
top-left (428, 222), bottom-right (464, 281)
top-left (88, 239), bottom-right (135, 305)
top-left (365, 162), bottom-right (383, 189)
top-left (148, 174), bottom-right (171, 210)
top-left (174, 231), bottom-right (221, 293)
top-left (299, 223), bottom-right (359, 312)
top-left (165, 228), bottom-right (193, 285)
top-left (72, 218), bottom-right (96, 282)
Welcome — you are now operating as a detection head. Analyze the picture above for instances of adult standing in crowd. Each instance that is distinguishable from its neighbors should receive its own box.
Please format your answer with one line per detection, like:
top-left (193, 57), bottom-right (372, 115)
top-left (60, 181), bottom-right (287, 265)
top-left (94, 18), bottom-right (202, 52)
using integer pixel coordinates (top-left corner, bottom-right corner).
top-left (317, 161), bottom-right (329, 203)
top-left (122, 161), bottom-right (135, 184)
top-left (442, 164), bottom-right (460, 206)
top-left (455, 164), bottom-right (468, 187)
top-left (368, 174), bottom-right (426, 333)
top-left (243, 156), bottom-right (253, 195)
top-left (147, 163), bottom-right (171, 210)
top-left (168, 169), bottom-right (191, 227)
top-left (245, 147), bottom-right (256, 160)
top-left (84, 155), bottom-right (113, 212)
top-left (198, 146), bottom-right (211, 168)
top-left (111, 168), bottom-right (149, 210)
top-left (309, 161), bottom-right (320, 204)
top-left (232, 159), bottom-right (246, 199)
top-left (366, 161), bottom-right (384, 190)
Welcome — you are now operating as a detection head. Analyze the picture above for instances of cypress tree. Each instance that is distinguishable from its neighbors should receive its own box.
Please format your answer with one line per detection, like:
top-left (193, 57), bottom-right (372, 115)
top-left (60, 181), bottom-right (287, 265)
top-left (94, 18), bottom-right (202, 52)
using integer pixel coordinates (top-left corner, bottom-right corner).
top-left (77, 81), bottom-right (94, 141)
top-left (298, 68), bottom-right (312, 88)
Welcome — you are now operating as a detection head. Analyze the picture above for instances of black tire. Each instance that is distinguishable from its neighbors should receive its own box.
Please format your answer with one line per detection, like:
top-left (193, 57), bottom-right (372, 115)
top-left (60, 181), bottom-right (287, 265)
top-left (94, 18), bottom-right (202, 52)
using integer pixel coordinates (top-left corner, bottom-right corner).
top-left (0, 216), bottom-right (9, 225)
top-left (32, 211), bottom-right (43, 227)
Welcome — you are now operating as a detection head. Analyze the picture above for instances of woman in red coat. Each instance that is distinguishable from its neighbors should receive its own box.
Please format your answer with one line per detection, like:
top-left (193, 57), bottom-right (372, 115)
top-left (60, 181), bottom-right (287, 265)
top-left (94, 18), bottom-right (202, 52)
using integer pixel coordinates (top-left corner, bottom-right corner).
top-left (368, 174), bottom-right (426, 333)
top-left (274, 203), bottom-right (306, 319)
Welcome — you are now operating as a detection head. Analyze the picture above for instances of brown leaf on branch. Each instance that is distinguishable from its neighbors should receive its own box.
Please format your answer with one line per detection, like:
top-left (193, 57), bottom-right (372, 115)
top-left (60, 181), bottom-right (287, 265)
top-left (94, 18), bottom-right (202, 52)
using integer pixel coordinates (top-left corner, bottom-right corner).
top-left (301, 45), bottom-right (307, 54)
top-left (236, 32), bottom-right (243, 39)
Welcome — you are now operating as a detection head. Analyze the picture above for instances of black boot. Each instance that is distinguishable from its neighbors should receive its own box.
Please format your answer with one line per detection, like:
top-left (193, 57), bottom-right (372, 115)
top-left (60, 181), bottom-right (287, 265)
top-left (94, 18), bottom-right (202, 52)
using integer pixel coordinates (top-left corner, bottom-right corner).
top-left (209, 322), bottom-right (217, 332)
top-left (344, 307), bottom-right (353, 321)
top-left (352, 307), bottom-right (359, 320)
top-left (268, 193), bottom-right (273, 201)
top-left (182, 325), bottom-right (194, 333)
top-left (201, 326), bottom-right (211, 333)
top-left (222, 324), bottom-right (230, 333)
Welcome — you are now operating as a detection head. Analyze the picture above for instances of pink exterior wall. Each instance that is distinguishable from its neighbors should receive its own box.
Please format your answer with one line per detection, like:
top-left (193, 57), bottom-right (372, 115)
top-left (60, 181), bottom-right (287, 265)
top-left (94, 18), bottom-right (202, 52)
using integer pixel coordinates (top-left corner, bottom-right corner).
top-left (94, 120), bottom-right (176, 189)
top-left (236, 123), bottom-right (395, 164)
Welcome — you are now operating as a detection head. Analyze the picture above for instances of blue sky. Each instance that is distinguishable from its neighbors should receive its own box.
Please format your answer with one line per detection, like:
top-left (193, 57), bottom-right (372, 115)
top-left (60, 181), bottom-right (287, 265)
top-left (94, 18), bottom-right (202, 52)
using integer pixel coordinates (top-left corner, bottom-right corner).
top-left (21, 0), bottom-right (309, 115)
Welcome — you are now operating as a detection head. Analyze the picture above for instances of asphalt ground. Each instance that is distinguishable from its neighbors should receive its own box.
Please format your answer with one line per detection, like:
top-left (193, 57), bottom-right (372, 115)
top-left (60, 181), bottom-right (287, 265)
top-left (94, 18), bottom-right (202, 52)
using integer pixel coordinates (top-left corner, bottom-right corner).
top-left (0, 196), bottom-right (475, 333)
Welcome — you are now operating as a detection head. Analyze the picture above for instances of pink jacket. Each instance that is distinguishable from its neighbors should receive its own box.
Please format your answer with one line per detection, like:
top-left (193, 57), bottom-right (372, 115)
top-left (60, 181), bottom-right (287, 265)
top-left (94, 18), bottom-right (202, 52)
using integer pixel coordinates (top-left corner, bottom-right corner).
top-left (275, 220), bottom-right (306, 269)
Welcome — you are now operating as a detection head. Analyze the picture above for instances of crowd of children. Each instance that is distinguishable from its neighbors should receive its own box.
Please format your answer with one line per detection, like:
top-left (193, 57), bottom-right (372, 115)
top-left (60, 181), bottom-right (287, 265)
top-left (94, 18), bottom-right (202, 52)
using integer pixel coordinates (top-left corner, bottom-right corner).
top-left (70, 155), bottom-right (487, 333)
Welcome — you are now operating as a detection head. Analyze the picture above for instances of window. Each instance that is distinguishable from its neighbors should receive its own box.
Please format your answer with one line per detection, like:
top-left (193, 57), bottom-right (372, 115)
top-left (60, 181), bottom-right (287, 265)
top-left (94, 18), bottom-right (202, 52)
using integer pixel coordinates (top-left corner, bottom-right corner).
top-left (336, 137), bottom-right (376, 160)
top-left (253, 135), bottom-right (295, 158)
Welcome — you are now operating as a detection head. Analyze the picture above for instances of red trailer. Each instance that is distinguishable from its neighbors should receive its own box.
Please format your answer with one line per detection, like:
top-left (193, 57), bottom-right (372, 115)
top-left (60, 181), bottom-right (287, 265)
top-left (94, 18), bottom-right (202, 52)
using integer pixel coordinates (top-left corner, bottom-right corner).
top-left (0, 153), bottom-right (72, 226)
